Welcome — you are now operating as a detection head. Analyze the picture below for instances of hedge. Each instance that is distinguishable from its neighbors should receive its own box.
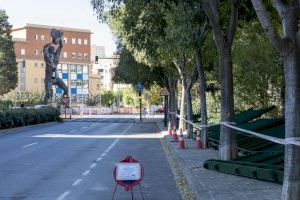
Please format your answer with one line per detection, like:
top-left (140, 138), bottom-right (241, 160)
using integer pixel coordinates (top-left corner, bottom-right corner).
top-left (0, 107), bottom-right (62, 129)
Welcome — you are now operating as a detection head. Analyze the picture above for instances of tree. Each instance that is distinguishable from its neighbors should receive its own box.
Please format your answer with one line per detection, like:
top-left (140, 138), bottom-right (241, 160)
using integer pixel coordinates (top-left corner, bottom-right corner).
top-left (250, 1), bottom-right (300, 199)
top-left (0, 9), bottom-right (17, 96)
top-left (86, 95), bottom-right (101, 106)
top-left (200, 0), bottom-right (238, 160)
top-left (100, 89), bottom-right (116, 107)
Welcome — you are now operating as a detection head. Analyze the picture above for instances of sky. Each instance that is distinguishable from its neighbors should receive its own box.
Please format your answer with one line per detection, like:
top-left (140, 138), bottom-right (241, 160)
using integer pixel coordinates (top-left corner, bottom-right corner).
top-left (0, 0), bottom-right (117, 56)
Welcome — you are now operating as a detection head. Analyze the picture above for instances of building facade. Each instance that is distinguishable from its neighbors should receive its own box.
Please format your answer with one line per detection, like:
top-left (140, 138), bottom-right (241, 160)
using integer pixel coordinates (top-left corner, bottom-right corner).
top-left (12, 23), bottom-right (97, 104)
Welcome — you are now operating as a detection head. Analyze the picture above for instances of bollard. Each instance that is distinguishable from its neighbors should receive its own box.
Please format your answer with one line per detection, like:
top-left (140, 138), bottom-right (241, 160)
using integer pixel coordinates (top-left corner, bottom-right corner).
top-left (178, 128), bottom-right (186, 149)
top-left (172, 125), bottom-right (178, 142)
top-left (196, 130), bottom-right (202, 149)
top-left (168, 121), bottom-right (172, 136)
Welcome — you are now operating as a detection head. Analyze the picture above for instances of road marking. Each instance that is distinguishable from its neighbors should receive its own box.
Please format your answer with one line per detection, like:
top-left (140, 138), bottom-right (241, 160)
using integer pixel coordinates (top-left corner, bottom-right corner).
top-left (70, 130), bottom-right (76, 133)
top-left (96, 157), bottom-right (102, 162)
top-left (72, 179), bottom-right (82, 186)
top-left (91, 123), bottom-right (97, 126)
top-left (56, 191), bottom-right (70, 200)
top-left (82, 170), bottom-right (90, 176)
top-left (90, 163), bottom-right (97, 168)
top-left (82, 126), bottom-right (87, 129)
top-left (101, 152), bottom-right (106, 157)
top-left (22, 142), bottom-right (38, 148)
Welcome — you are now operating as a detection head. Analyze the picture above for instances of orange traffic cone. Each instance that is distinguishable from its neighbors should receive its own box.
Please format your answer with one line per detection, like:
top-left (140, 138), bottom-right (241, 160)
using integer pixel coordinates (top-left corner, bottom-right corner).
top-left (172, 126), bottom-right (178, 142)
top-left (178, 128), bottom-right (186, 149)
top-left (168, 121), bottom-right (172, 136)
top-left (196, 130), bottom-right (202, 149)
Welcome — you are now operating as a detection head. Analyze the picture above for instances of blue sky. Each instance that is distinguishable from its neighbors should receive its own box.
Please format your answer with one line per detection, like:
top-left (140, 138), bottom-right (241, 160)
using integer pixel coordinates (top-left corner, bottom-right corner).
top-left (0, 0), bottom-right (116, 56)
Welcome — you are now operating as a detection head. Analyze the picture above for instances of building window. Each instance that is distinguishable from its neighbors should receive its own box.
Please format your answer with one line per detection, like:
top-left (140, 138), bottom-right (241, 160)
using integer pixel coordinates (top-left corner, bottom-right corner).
top-left (72, 53), bottom-right (76, 59)
top-left (41, 35), bottom-right (45, 40)
top-left (21, 49), bottom-right (25, 55)
top-left (98, 69), bottom-right (104, 73)
top-left (84, 53), bottom-right (88, 59)
top-left (84, 39), bottom-right (88, 45)
top-left (71, 80), bottom-right (77, 88)
top-left (34, 62), bottom-right (38, 67)
top-left (78, 39), bottom-right (82, 45)
top-left (77, 53), bottom-right (82, 59)
top-left (34, 78), bottom-right (38, 83)
top-left (34, 35), bottom-right (39, 40)
top-left (63, 38), bottom-right (68, 43)
top-left (40, 51), bottom-right (44, 55)
top-left (63, 52), bottom-right (68, 58)
top-left (41, 63), bottom-right (44, 67)
top-left (70, 65), bottom-right (76, 73)
top-left (72, 38), bottom-right (76, 44)
top-left (34, 50), bottom-right (39, 56)
top-left (83, 80), bottom-right (88, 88)
top-left (41, 78), bottom-right (44, 82)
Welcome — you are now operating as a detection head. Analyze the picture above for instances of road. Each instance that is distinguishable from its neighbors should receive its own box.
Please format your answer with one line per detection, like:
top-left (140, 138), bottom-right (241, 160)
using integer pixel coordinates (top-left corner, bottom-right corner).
top-left (0, 116), bottom-right (181, 200)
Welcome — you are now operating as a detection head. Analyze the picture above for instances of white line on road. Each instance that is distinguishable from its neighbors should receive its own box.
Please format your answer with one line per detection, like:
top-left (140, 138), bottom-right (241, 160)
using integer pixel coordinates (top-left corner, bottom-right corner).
top-left (82, 126), bottom-right (87, 129)
top-left (22, 142), bottom-right (38, 148)
top-left (101, 152), bottom-right (106, 157)
top-left (91, 123), bottom-right (97, 126)
top-left (90, 163), bottom-right (97, 168)
top-left (72, 179), bottom-right (82, 186)
top-left (82, 170), bottom-right (90, 176)
top-left (70, 130), bottom-right (76, 133)
top-left (96, 157), bottom-right (102, 162)
top-left (56, 191), bottom-right (70, 200)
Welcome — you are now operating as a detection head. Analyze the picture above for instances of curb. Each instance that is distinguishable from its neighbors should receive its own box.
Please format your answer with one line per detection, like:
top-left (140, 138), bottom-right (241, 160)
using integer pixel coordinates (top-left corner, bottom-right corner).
top-left (0, 121), bottom-right (61, 135)
top-left (157, 122), bottom-right (213, 200)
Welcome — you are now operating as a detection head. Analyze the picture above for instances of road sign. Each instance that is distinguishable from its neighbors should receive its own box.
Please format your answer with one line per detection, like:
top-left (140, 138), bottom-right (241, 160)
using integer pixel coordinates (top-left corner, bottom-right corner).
top-left (160, 87), bottom-right (170, 96)
top-left (136, 82), bottom-right (143, 92)
top-left (113, 156), bottom-right (144, 191)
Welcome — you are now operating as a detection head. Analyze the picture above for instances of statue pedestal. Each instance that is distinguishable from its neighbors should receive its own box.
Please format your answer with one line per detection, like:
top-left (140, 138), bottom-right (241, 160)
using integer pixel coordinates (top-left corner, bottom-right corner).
top-left (50, 102), bottom-right (57, 108)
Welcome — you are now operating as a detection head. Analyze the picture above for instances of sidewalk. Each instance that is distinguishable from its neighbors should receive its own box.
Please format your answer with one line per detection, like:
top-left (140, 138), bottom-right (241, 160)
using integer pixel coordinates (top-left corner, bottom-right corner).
top-left (156, 122), bottom-right (282, 200)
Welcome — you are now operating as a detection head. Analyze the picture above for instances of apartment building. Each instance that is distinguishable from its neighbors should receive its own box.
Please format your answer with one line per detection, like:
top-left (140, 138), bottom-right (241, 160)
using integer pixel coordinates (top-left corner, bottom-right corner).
top-left (12, 23), bottom-right (100, 104)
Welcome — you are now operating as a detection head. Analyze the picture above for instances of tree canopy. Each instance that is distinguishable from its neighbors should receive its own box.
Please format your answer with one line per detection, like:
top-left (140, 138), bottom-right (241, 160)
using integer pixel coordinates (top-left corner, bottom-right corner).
top-left (0, 9), bottom-right (17, 96)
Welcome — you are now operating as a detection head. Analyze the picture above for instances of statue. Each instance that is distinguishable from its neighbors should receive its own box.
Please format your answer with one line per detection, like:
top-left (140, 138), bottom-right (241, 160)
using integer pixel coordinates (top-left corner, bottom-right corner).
top-left (43, 29), bottom-right (68, 104)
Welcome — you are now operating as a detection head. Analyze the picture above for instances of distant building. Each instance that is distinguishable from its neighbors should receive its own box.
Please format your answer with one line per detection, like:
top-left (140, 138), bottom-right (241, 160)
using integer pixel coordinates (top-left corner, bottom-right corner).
top-left (11, 23), bottom-right (100, 104)
top-left (90, 45), bottom-right (119, 90)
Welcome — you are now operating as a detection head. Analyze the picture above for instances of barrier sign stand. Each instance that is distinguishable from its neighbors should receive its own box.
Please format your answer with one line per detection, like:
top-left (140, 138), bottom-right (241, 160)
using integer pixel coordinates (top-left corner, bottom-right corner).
top-left (112, 156), bottom-right (145, 200)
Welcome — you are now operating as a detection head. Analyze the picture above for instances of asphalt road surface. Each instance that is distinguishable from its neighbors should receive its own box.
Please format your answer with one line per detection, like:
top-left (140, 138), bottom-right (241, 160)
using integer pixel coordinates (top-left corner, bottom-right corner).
top-left (0, 116), bottom-right (181, 200)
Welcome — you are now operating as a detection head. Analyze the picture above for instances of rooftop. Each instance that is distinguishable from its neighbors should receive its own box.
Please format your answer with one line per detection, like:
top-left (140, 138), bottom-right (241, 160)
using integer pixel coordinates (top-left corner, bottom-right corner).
top-left (12, 23), bottom-right (92, 34)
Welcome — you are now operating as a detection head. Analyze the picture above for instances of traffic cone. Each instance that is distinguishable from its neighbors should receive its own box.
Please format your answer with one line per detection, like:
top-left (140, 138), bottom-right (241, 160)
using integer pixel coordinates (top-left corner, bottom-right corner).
top-left (196, 130), bottom-right (202, 149)
top-left (178, 128), bottom-right (186, 149)
top-left (168, 121), bottom-right (172, 136)
top-left (172, 125), bottom-right (178, 142)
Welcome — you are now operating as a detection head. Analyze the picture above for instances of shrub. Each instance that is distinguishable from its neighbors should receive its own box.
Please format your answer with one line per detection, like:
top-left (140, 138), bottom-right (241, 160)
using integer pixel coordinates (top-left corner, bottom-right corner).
top-left (0, 107), bottom-right (62, 130)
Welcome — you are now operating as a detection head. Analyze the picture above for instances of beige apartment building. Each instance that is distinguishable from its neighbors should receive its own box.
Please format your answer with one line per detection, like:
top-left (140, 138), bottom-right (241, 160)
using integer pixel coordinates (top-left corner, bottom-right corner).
top-left (12, 23), bottom-right (101, 104)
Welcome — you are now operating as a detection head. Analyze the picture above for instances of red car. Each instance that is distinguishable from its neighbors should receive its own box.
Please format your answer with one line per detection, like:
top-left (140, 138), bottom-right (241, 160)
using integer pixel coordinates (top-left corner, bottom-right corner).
top-left (156, 107), bottom-right (165, 113)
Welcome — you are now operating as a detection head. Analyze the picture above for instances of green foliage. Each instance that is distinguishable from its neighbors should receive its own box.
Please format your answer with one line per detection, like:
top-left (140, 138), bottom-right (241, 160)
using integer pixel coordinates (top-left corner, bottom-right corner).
top-left (233, 21), bottom-right (283, 112)
top-left (101, 89), bottom-right (116, 107)
top-left (0, 107), bottom-right (61, 129)
top-left (143, 84), bottom-right (163, 105)
top-left (113, 47), bottom-right (164, 88)
top-left (3, 91), bottom-right (44, 107)
top-left (86, 95), bottom-right (101, 106)
top-left (0, 9), bottom-right (17, 95)
top-left (121, 87), bottom-right (139, 106)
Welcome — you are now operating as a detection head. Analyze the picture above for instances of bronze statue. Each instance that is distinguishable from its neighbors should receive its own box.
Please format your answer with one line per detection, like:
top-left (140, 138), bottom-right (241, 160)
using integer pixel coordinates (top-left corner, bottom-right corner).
top-left (43, 29), bottom-right (68, 104)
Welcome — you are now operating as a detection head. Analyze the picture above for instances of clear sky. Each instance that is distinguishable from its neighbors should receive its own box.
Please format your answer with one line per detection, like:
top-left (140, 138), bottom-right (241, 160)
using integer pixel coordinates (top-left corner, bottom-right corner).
top-left (0, 0), bottom-right (116, 56)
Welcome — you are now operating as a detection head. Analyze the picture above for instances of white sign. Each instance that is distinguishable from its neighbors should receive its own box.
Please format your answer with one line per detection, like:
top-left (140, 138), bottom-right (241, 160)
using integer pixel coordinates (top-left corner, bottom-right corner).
top-left (160, 87), bottom-right (170, 96)
top-left (116, 163), bottom-right (141, 181)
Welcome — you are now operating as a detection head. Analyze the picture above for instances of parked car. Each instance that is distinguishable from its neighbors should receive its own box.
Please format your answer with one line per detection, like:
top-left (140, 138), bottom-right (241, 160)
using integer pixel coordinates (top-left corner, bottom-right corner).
top-left (156, 106), bottom-right (165, 113)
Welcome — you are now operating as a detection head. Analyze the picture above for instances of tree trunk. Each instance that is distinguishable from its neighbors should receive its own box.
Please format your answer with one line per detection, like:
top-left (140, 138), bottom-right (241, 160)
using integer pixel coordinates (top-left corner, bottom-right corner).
top-left (179, 82), bottom-right (186, 132)
top-left (218, 45), bottom-right (237, 160)
top-left (195, 48), bottom-right (208, 148)
top-left (185, 81), bottom-right (194, 138)
top-left (281, 48), bottom-right (300, 200)
top-left (168, 78), bottom-right (177, 125)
